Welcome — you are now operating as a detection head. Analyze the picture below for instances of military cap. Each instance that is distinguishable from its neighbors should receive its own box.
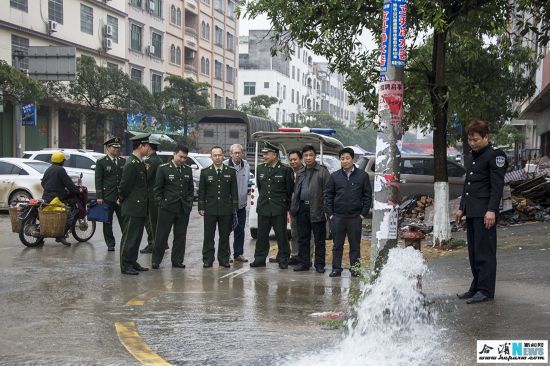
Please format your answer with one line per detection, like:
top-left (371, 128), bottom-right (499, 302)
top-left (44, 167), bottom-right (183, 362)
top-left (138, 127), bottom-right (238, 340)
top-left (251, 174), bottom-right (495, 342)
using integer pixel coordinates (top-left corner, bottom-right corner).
top-left (148, 135), bottom-right (161, 146)
top-left (104, 137), bottom-right (121, 148)
top-left (261, 142), bottom-right (279, 154)
top-left (129, 132), bottom-right (151, 143)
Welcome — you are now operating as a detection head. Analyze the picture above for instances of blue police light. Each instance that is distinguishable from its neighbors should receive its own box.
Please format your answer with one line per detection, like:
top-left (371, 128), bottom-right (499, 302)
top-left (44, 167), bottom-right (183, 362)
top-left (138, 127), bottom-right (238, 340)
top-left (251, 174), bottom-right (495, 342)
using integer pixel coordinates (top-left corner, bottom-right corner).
top-left (309, 128), bottom-right (336, 136)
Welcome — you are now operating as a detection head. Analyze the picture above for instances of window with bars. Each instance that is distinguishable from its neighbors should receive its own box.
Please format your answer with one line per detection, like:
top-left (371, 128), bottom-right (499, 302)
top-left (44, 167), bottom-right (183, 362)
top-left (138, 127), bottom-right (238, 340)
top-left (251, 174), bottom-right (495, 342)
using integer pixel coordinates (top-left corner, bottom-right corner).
top-left (214, 0), bottom-right (223, 12)
top-left (107, 16), bottom-right (118, 43)
top-left (48, 0), bottom-right (63, 24)
top-left (80, 4), bottom-right (93, 35)
top-left (227, 0), bottom-right (234, 17)
top-left (151, 0), bottom-right (162, 18)
top-left (130, 0), bottom-right (142, 7)
top-left (226, 98), bottom-right (234, 110)
top-left (200, 57), bottom-right (210, 75)
top-left (214, 94), bottom-right (222, 108)
top-left (201, 21), bottom-right (210, 40)
top-left (226, 65), bottom-right (233, 84)
top-left (131, 68), bottom-right (142, 83)
top-left (214, 60), bottom-right (223, 80)
top-left (11, 35), bottom-right (29, 70)
top-left (170, 5), bottom-right (177, 24)
top-left (10, 0), bottom-right (28, 12)
top-left (130, 24), bottom-right (142, 51)
top-left (151, 73), bottom-right (163, 93)
top-left (176, 8), bottom-right (181, 26)
top-left (151, 32), bottom-right (162, 58)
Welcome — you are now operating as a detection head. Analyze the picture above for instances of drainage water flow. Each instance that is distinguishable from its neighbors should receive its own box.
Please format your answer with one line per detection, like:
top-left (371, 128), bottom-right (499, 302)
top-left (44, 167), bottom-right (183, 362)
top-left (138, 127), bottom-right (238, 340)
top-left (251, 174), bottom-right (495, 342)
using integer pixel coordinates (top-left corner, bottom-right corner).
top-left (285, 247), bottom-right (449, 366)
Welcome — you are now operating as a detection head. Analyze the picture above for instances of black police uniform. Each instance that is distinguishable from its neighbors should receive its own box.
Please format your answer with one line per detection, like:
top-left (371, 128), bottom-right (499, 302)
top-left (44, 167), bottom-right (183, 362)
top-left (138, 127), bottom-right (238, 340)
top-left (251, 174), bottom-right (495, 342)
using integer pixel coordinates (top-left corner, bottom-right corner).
top-left (460, 143), bottom-right (507, 298)
top-left (152, 161), bottom-right (194, 267)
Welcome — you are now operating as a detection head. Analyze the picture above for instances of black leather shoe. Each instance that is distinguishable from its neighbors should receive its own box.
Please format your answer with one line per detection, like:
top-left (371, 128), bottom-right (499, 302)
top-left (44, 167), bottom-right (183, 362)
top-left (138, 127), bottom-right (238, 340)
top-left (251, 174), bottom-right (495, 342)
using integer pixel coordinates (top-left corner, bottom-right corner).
top-left (55, 237), bottom-right (71, 246)
top-left (140, 246), bottom-right (152, 254)
top-left (107, 246), bottom-right (115, 252)
top-left (279, 263), bottom-right (288, 269)
top-left (293, 265), bottom-right (310, 272)
top-left (288, 257), bottom-right (300, 265)
top-left (466, 291), bottom-right (490, 304)
top-left (122, 268), bottom-right (139, 275)
top-left (134, 265), bottom-right (149, 272)
top-left (315, 266), bottom-right (326, 274)
top-left (457, 290), bottom-right (476, 299)
top-left (250, 261), bottom-right (266, 268)
top-left (329, 270), bottom-right (342, 277)
top-left (172, 262), bottom-right (186, 268)
top-left (203, 262), bottom-right (213, 268)
top-left (220, 263), bottom-right (231, 268)
top-left (151, 263), bottom-right (160, 269)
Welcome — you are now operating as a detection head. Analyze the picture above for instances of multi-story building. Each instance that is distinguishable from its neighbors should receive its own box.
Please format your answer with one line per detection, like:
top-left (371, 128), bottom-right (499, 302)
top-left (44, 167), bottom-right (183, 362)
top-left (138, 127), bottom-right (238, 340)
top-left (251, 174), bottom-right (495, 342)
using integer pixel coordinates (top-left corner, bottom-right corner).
top-left (238, 29), bottom-right (360, 126)
top-left (0, 0), bottom-right (239, 156)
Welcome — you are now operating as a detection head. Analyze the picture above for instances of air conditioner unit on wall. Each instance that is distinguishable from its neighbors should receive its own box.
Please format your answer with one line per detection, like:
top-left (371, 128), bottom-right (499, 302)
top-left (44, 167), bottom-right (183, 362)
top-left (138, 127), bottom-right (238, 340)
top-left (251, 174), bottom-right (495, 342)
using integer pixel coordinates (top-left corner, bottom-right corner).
top-left (103, 38), bottom-right (113, 51)
top-left (48, 20), bottom-right (59, 33)
top-left (104, 24), bottom-right (113, 37)
top-left (146, 45), bottom-right (155, 55)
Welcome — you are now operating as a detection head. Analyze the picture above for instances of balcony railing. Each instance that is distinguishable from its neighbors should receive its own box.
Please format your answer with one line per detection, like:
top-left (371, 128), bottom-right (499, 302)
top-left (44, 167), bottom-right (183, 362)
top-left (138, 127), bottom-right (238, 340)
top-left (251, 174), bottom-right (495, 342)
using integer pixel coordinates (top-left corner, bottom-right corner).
top-left (185, 27), bottom-right (198, 40)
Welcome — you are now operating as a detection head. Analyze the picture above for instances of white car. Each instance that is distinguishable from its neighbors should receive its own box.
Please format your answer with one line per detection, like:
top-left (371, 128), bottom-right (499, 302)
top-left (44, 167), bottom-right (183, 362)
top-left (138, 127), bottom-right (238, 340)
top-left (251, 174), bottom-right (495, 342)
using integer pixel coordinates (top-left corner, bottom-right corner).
top-left (22, 149), bottom-right (104, 198)
top-left (155, 152), bottom-right (213, 196)
top-left (248, 131), bottom-right (344, 239)
top-left (0, 158), bottom-right (81, 209)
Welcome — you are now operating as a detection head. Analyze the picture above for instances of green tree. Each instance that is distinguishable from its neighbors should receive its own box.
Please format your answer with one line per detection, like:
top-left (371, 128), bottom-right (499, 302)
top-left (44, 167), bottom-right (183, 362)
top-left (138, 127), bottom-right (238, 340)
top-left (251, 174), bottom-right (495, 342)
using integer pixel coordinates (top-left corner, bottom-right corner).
top-left (238, 94), bottom-right (279, 118)
top-left (241, 0), bottom-right (550, 245)
top-left (158, 75), bottom-right (210, 136)
top-left (0, 60), bottom-right (43, 102)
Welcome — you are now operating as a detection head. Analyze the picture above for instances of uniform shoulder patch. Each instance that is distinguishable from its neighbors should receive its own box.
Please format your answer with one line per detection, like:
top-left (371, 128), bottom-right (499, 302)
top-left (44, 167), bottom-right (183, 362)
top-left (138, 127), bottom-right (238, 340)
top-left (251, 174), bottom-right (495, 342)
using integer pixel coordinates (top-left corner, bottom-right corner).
top-left (495, 155), bottom-right (506, 168)
top-left (160, 163), bottom-right (170, 167)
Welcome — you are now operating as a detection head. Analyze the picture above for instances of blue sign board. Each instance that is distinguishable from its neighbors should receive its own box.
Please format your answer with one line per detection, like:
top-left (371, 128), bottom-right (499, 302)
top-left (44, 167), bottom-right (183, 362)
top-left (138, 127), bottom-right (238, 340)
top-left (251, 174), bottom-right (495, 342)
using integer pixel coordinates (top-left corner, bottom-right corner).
top-left (390, 0), bottom-right (407, 67)
top-left (127, 113), bottom-right (173, 133)
top-left (379, 2), bottom-right (391, 73)
top-left (21, 103), bottom-right (36, 126)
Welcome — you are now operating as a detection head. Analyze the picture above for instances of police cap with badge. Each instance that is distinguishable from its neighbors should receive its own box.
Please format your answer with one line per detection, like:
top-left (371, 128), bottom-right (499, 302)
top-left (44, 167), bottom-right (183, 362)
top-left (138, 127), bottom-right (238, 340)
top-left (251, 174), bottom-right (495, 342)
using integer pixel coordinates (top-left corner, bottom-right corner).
top-left (262, 142), bottom-right (279, 155)
top-left (130, 132), bottom-right (151, 144)
top-left (104, 137), bottom-right (121, 148)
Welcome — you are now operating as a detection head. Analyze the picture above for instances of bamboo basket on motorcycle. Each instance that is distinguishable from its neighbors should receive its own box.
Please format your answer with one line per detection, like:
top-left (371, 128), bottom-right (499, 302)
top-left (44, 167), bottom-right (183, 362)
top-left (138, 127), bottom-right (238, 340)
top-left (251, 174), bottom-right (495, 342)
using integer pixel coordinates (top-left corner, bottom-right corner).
top-left (39, 198), bottom-right (68, 237)
top-left (9, 206), bottom-right (23, 233)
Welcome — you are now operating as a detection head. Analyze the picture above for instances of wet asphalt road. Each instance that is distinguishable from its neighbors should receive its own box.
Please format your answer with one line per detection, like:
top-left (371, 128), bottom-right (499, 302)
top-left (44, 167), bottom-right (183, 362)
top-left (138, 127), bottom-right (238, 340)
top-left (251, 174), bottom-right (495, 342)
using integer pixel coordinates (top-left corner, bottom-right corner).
top-left (1, 207), bottom-right (549, 365)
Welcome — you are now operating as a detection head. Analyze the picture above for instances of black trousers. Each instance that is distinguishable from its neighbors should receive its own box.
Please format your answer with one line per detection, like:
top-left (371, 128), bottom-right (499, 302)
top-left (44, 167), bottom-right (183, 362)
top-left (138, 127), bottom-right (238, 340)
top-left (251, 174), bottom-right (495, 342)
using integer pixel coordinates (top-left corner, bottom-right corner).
top-left (254, 214), bottom-right (289, 264)
top-left (331, 215), bottom-right (362, 271)
top-left (466, 217), bottom-right (497, 298)
top-left (297, 202), bottom-right (326, 268)
top-left (120, 215), bottom-right (146, 272)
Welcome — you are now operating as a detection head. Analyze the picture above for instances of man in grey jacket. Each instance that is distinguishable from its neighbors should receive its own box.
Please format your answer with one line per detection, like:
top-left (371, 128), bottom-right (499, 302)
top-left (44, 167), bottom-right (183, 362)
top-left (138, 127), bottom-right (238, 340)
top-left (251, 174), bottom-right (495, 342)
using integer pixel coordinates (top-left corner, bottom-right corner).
top-left (291, 145), bottom-right (331, 273)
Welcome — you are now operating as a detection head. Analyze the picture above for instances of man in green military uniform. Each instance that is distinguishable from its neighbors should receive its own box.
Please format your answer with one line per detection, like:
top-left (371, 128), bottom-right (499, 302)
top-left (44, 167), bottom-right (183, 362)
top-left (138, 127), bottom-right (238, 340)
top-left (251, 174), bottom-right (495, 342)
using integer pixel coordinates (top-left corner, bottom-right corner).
top-left (119, 132), bottom-right (152, 275)
top-left (250, 143), bottom-right (294, 269)
top-left (95, 137), bottom-right (125, 251)
top-left (198, 146), bottom-right (238, 268)
top-left (151, 145), bottom-right (194, 269)
top-left (140, 136), bottom-right (163, 254)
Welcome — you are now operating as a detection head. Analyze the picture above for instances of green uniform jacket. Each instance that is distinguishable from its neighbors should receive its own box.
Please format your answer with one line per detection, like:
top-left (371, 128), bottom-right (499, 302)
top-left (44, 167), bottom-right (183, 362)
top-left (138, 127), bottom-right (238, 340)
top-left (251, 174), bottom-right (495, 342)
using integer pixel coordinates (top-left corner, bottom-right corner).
top-left (154, 161), bottom-right (194, 214)
top-left (256, 161), bottom-right (294, 216)
top-left (198, 164), bottom-right (238, 215)
top-left (95, 155), bottom-right (125, 202)
top-left (145, 153), bottom-right (163, 198)
top-left (119, 154), bottom-right (148, 217)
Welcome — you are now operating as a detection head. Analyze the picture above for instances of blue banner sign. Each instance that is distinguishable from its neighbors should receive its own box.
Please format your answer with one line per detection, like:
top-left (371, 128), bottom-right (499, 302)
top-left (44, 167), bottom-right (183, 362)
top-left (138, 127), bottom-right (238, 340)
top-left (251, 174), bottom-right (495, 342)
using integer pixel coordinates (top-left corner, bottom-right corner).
top-left (390, 0), bottom-right (407, 67)
top-left (21, 103), bottom-right (36, 126)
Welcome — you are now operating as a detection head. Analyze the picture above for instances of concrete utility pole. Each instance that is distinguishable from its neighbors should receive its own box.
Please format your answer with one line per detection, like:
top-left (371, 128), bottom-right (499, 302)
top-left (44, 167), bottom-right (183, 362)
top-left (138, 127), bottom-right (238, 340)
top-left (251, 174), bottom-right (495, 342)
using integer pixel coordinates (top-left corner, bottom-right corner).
top-left (370, 0), bottom-right (408, 274)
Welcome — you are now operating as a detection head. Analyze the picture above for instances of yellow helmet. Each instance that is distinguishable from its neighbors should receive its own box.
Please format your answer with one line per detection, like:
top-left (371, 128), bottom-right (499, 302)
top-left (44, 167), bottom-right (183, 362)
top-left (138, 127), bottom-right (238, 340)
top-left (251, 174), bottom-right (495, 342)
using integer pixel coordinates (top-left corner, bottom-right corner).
top-left (51, 151), bottom-right (66, 164)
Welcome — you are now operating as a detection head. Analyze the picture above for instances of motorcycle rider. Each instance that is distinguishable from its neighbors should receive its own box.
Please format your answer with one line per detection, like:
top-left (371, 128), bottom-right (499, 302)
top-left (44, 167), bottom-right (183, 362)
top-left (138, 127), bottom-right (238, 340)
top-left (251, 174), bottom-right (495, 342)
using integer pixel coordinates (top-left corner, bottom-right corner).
top-left (41, 151), bottom-right (81, 246)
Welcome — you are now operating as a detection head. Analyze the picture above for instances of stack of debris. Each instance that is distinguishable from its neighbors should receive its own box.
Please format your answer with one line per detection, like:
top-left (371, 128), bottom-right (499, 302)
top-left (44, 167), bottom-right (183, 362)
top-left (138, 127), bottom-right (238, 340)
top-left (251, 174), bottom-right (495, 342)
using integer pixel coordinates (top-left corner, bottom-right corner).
top-left (400, 195), bottom-right (432, 223)
top-left (511, 174), bottom-right (550, 205)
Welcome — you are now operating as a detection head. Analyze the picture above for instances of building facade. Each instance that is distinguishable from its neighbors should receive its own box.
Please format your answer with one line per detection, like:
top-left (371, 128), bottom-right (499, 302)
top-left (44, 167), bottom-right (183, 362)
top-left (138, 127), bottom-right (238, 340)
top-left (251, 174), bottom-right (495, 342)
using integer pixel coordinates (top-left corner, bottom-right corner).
top-left (238, 30), bottom-right (361, 126)
top-left (0, 0), bottom-right (238, 156)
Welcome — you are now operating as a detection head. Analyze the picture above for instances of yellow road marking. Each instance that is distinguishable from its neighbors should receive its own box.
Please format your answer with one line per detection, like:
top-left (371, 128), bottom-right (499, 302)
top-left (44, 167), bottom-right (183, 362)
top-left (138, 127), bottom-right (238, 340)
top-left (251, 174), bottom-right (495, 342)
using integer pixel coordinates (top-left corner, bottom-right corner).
top-left (127, 290), bottom-right (159, 306)
top-left (115, 321), bottom-right (171, 366)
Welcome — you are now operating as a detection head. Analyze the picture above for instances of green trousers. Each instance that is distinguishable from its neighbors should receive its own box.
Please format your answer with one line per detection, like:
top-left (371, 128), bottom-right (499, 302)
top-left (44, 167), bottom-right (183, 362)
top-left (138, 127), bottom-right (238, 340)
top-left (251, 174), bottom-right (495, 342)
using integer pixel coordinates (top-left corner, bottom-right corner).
top-left (152, 208), bottom-right (190, 265)
top-left (103, 200), bottom-right (123, 248)
top-left (144, 197), bottom-right (158, 248)
top-left (202, 214), bottom-right (232, 265)
top-left (120, 215), bottom-right (146, 272)
top-left (254, 214), bottom-right (289, 264)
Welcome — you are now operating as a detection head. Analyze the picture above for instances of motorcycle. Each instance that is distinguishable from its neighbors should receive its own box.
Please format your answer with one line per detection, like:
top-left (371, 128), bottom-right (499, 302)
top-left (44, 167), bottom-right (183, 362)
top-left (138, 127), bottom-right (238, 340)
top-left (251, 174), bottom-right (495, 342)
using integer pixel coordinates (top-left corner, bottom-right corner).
top-left (17, 186), bottom-right (96, 247)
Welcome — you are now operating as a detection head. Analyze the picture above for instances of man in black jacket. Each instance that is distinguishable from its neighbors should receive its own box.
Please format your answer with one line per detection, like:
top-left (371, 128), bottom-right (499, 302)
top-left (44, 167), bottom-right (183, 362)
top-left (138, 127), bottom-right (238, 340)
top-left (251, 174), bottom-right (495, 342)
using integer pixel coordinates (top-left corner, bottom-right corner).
top-left (455, 119), bottom-right (507, 304)
top-left (41, 151), bottom-right (81, 246)
top-left (324, 147), bottom-right (372, 277)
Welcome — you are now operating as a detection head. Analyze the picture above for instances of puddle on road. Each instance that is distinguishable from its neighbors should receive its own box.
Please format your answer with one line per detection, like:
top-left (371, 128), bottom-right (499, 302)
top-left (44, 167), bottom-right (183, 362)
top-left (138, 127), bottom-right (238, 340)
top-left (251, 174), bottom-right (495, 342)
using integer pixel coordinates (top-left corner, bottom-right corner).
top-left (281, 247), bottom-right (452, 366)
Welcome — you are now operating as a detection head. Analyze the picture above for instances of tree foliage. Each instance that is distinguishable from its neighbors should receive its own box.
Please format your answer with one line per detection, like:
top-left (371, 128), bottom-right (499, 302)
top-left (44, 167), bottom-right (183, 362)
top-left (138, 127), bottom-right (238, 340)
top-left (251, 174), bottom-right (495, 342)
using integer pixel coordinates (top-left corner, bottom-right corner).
top-left (238, 94), bottom-right (279, 118)
top-left (0, 60), bottom-right (43, 102)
